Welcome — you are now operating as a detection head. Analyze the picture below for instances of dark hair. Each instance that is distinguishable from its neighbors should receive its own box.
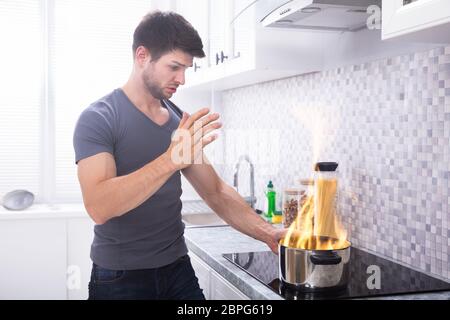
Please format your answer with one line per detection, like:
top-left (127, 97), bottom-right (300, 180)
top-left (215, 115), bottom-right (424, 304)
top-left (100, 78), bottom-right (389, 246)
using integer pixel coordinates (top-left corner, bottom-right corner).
top-left (132, 11), bottom-right (205, 61)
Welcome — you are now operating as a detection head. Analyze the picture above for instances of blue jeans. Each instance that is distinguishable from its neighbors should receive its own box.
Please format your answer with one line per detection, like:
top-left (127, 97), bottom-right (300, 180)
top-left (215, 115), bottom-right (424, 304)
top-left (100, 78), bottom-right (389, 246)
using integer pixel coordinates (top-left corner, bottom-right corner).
top-left (88, 255), bottom-right (205, 300)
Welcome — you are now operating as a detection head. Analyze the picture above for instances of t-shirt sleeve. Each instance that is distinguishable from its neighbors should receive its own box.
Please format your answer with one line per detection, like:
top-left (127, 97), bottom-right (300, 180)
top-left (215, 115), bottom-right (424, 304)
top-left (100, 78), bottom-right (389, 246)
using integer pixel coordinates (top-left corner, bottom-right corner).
top-left (73, 107), bottom-right (115, 164)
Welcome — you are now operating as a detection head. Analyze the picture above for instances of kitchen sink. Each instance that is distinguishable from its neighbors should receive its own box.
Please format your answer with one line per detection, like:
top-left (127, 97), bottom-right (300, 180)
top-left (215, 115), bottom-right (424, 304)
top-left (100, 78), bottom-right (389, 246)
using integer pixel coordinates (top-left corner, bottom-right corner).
top-left (182, 212), bottom-right (228, 228)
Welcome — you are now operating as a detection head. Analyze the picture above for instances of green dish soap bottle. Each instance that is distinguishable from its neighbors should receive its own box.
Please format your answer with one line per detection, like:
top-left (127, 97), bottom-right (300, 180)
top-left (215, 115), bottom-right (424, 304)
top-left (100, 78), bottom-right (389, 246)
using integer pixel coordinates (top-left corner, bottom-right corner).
top-left (265, 181), bottom-right (276, 221)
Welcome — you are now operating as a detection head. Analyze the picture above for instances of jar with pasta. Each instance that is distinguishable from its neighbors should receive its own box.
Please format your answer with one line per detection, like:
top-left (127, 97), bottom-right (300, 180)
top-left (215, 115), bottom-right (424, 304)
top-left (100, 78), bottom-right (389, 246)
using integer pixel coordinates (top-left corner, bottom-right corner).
top-left (313, 162), bottom-right (339, 239)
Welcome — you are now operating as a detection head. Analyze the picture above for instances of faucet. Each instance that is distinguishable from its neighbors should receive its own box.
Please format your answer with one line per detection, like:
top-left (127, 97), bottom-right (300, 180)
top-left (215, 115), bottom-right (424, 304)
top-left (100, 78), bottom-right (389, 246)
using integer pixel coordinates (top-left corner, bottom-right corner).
top-left (233, 155), bottom-right (256, 209)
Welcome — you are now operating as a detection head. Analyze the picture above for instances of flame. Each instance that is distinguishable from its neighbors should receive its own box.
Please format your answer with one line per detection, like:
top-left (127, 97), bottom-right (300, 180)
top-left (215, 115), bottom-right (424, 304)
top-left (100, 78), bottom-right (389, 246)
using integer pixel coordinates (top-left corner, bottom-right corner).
top-left (281, 178), bottom-right (348, 250)
top-left (287, 104), bottom-right (347, 249)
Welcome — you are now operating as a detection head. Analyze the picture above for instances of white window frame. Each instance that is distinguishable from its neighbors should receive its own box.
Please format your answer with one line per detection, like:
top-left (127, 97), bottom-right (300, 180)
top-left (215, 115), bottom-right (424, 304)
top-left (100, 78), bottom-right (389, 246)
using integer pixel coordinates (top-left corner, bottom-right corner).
top-left (40, 0), bottom-right (55, 204)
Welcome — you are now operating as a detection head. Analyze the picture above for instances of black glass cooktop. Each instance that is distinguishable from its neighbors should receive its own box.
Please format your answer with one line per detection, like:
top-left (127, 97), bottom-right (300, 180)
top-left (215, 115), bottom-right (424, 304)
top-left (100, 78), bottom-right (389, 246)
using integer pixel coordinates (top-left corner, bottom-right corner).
top-left (223, 248), bottom-right (450, 300)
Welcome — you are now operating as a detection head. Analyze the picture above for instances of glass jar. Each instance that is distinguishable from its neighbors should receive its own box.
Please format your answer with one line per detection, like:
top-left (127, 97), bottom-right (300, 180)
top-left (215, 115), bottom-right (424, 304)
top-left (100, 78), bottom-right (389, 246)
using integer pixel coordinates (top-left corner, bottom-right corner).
top-left (282, 179), bottom-right (314, 228)
top-left (313, 162), bottom-right (339, 238)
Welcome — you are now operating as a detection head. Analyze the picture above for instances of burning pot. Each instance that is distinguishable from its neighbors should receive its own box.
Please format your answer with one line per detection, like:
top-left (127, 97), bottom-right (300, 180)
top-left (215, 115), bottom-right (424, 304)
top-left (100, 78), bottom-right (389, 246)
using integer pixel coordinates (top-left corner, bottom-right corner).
top-left (279, 237), bottom-right (351, 292)
top-left (279, 162), bottom-right (351, 292)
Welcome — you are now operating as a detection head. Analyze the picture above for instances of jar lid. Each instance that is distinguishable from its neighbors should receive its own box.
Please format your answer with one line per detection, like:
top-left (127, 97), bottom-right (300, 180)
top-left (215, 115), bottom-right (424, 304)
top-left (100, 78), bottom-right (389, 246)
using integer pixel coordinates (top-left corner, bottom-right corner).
top-left (283, 188), bottom-right (302, 195)
top-left (314, 162), bottom-right (339, 172)
top-left (299, 179), bottom-right (314, 185)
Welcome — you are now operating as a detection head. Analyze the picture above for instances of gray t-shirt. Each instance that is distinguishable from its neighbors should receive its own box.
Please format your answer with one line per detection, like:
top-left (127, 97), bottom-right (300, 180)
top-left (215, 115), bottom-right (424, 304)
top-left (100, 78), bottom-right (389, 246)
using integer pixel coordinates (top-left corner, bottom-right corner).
top-left (73, 88), bottom-right (187, 270)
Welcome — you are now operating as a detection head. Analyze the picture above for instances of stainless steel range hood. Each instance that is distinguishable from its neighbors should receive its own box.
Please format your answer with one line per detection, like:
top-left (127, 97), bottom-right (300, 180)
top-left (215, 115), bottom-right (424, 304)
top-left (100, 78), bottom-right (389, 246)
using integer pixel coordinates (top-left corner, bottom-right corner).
top-left (259, 0), bottom-right (381, 32)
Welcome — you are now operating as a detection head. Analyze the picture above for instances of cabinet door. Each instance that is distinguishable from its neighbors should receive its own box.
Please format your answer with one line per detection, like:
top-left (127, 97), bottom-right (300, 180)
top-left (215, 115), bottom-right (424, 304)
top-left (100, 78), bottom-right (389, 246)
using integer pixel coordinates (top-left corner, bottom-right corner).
top-left (0, 219), bottom-right (67, 299)
top-left (188, 252), bottom-right (211, 299)
top-left (232, 0), bottom-right (255, 61)
top-left (382, 0), bottom-right (450, 41)
top-left (210, 270), bottom-right (249, 300)
top-left (208, 0), bottom-right (231, 68)
top-left (226, 0), bottom-right (256, 76)
top-left (176, 0), bottom-right (209, 69)
top-left (151, 0), bottom-right (176, 11)
top-left (67, 218), bottom-right (95, 300)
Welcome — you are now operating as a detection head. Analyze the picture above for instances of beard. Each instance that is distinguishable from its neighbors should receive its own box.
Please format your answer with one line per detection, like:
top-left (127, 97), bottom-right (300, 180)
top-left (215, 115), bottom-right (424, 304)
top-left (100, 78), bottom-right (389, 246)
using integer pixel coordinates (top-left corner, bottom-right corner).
top-left (142, 70), bottom-right (167, 100)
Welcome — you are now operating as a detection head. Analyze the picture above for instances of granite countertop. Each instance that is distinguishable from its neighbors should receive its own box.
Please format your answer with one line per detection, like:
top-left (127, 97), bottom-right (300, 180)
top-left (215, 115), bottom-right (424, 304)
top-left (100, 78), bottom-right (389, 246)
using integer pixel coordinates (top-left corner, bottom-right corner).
top-left (185, 225), bottom-right (283, 300)
top-left (184, 225), bottom-right (450, 300)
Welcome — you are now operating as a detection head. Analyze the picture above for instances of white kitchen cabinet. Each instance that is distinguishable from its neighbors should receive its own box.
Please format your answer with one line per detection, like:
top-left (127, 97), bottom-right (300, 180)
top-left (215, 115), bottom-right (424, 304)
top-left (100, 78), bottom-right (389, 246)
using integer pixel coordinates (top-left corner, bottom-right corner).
top-left (229, 0), bottom-right (255, 65)
top-left (208, 0), bottom-right (230, 68)
top-left (382, 0), bottom-right (450, 42)
top-left (175, 0), bottom-right (210, 76)
top-left (0, 219), bottom-right (67, 300)
top-left (0, 211), bottom-right (249, 300)
top-left (156, 0), bottom-right (335, 91)
top-left (223, 0), bottom-right (256, 79)
top-left (174, 0), bottom-right (231, 87)
top-left (180, 0), bottom-right (251, 89)
top-left (0, 207), bottom-right (95, 300)
top-left (67, 218), bottom-right (95, 300)
top-left (188, 251), bottom-right (249, 300)
top-left (188, 251), bottom-right (211, 299)
top-left (179, 0), bottom-right (325, 92)
top-left (210, 271), bottom-right (250, 300)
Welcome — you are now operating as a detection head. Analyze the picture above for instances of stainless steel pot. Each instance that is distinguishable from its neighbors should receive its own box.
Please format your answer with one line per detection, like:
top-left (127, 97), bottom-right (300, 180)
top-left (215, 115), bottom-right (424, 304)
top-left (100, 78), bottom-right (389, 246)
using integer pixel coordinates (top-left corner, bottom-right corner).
top-left (279, 237), bottom-right (351, 292)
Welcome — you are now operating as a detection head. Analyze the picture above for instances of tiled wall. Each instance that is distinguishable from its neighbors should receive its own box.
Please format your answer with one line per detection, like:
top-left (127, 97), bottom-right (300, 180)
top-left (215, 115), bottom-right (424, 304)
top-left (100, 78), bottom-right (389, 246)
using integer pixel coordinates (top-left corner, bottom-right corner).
top-left (215, 45), bottom-right (450, 280)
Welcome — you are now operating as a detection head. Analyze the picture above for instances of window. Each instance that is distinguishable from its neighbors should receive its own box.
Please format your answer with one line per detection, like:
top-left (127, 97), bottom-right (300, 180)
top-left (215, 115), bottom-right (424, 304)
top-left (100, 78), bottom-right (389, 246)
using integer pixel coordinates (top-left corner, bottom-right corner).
top-left (0, 0), bottom-right (152, 204)
top-left (0, 0), bottom-right (42, 201)
top-left (51, 0), bottom-right (151, 202)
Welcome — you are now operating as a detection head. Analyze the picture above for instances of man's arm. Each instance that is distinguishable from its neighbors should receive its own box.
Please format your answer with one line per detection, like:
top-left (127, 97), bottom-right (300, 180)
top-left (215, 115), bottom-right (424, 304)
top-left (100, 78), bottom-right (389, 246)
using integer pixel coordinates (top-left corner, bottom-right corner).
top-left (78, 152), bottom-right (177, 225)
top-left (77, 108), bottom-right (220, 225)
top-left (182, 158), bottom-right (286, 253)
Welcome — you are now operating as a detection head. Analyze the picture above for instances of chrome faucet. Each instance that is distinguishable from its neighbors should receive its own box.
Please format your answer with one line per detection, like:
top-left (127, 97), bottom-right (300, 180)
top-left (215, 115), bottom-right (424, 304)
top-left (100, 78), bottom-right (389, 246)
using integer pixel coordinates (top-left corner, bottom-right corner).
top-left (233, 155), bottom-right (256, 209)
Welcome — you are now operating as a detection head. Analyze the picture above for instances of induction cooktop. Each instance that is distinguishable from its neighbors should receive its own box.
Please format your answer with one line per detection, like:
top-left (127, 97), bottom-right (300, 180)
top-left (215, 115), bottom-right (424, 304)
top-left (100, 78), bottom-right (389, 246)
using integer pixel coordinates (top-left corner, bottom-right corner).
top-left (223, 248), bottom-right (450, 300)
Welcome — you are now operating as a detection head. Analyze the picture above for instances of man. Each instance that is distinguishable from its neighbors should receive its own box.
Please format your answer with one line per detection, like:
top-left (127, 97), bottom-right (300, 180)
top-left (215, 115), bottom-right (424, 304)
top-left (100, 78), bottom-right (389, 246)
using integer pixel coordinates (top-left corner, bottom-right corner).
top-left (74, 11), bottom-right (285, 300)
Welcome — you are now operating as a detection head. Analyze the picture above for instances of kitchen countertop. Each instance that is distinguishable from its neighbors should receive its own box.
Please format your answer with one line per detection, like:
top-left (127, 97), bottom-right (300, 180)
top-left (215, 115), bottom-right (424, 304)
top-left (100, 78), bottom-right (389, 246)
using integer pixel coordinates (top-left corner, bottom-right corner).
top-left (184, 225), bottom-right (450, 300)
top-left (0, 200), bottom-right (211, 221)
top-left (0, 203), bottom-right (90, 220)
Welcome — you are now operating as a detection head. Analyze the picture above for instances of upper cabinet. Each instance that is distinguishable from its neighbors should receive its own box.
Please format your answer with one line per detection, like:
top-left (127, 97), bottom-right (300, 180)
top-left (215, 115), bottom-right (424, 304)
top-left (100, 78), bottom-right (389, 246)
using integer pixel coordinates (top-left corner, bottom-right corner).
top-left (382, 0), bottom-right (450, 42)
top-left (173, 0), bottom-right (326, 91)
top-left (151, 1), bottom-right (449, 93)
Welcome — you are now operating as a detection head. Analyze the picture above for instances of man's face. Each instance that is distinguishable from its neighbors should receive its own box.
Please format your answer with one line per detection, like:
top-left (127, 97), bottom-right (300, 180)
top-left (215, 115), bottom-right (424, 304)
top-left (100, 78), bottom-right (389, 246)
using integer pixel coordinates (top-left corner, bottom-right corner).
top-left (141, 49), bottom-right (193, 100)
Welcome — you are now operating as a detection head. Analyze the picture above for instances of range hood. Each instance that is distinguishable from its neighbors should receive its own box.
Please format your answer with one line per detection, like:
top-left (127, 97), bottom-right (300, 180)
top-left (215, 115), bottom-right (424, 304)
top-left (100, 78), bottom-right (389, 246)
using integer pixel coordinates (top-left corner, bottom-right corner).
top-left (259, 0), bottom-right (381, 32)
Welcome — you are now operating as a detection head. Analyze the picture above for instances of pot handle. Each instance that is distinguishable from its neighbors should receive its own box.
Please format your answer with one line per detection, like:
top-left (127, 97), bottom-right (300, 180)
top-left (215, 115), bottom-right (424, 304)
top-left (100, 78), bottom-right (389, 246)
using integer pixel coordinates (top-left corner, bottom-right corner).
top-left (310, 252), bottom-right (342, 265)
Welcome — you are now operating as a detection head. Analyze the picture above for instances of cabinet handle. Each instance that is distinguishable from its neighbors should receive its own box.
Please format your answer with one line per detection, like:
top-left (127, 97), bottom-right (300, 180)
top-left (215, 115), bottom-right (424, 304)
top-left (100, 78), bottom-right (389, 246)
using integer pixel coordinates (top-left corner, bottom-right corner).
top-left (215, 52), bottom-right (220, 65)
top-left (194, 62), bottom-right (201, 72)
top-left (215, 51), bottom-right (230, 65)
top-left (220, 51), bottom-right (229, 63)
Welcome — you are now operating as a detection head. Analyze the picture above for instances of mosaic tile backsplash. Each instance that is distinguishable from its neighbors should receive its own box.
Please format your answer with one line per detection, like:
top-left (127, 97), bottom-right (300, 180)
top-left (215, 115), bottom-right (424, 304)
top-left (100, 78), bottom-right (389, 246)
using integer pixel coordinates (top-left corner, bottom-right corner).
top-left (214, 45), bottom-right (450, 280)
